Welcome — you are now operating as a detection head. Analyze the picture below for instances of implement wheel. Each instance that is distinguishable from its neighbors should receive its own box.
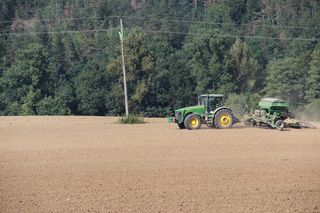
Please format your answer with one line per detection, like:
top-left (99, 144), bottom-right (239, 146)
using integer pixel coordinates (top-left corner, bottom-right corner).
top-left (184, 114), bottom-right (201, 130)
top-left (214, 109), bottom-right (234, 129)
top-left (275, 120), bottom-right (284, 131)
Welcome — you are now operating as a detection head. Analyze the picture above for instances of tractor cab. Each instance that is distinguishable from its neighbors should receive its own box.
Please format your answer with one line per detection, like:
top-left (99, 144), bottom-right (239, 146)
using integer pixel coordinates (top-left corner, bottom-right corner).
top-left (198, 94), bottom-right (224, 113)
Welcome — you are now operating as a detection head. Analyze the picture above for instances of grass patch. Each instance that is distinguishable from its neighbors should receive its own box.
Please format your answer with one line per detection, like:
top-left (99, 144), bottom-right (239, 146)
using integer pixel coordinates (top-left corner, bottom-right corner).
top-left (119, 114), bottom-right (145, 124)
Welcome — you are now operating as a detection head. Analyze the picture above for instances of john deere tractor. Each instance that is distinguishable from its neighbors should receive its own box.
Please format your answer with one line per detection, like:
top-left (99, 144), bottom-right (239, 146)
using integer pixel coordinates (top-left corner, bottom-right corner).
top-left (168, 94), bottom-right (237, 130)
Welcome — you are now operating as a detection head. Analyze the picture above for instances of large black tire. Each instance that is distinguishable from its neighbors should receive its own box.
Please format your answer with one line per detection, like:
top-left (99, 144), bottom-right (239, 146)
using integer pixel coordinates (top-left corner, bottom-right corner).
top-left (184, 114), bottom-right (201, 130)
top-left (214, 109), bottom-right (234, 129)
top-left (178, 123), bottom-right (185, 129)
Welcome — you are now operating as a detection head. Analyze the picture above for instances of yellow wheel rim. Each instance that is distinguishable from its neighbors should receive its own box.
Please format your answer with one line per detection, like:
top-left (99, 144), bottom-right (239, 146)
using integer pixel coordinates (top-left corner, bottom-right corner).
top-left (219, 113), bottom-right (231, 127)
top-left (190, 118), bottom-right (199, 128)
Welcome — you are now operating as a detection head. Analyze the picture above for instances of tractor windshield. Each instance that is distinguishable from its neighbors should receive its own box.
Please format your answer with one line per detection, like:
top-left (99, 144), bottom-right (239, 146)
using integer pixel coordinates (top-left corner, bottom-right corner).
top-left (200, 96), bottom-right (223, 111)
top-left (209, 97), bottom-right (223, 110)
top-left (200, 96), bottom-right (207, 106)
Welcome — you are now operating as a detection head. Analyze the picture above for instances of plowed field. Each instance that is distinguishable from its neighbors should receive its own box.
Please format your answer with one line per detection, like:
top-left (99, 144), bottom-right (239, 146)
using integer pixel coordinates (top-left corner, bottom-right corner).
top-left (1, 116), bottom-right (320, 212)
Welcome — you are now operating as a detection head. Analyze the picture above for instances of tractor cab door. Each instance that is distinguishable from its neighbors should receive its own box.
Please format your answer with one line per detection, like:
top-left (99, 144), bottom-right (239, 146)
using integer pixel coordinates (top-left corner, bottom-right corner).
top-left (200, 96), bottom-right (210, 113)
top-left (207, 97), bottom-right (223, 112)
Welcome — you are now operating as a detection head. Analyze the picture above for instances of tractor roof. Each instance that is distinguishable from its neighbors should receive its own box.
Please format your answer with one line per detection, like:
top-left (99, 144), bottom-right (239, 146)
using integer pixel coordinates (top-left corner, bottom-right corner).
top-left (259, 98), bottom-right (289, 109)
top-left (200, 94), bottom-right (224, 97)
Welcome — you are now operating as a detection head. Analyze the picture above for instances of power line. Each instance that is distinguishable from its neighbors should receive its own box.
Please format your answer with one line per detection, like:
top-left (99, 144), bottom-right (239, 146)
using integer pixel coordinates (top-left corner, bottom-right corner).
top-left (0, 28), bottom-right (118, 37)
top-left (2, 26), bottom-right (319, 42)
top-left (141, 29), bottom-right (320, 41)
top-left (121, 15), bottom-right (320, 30)
top-left (0, 15), bottom-right (121, 24)
top-left (1, 15), bottom-right (320, 30)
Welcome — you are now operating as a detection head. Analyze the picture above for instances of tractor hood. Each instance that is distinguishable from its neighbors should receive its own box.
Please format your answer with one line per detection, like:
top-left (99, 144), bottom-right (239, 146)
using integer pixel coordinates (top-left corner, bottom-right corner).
top-left (175, 105), bottom-right (205, 114)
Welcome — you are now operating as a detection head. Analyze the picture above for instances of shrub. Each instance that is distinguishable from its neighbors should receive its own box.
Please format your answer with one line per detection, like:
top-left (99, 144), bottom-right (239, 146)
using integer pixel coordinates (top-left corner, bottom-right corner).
top-left (119, 114), bottom-right (145, 124)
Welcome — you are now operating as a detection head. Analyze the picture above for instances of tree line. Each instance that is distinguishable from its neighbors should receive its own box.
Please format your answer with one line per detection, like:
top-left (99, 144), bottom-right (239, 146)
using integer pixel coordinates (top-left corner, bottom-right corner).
top-left (0, 0), bottom-right (320, 119)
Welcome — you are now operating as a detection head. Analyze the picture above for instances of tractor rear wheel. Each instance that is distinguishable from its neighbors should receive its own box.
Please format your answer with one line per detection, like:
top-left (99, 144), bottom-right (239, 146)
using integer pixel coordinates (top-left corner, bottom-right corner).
top-left (214, 109), bottom-right (234, 129)
top-left (184, 114), bottom-right (201, 130)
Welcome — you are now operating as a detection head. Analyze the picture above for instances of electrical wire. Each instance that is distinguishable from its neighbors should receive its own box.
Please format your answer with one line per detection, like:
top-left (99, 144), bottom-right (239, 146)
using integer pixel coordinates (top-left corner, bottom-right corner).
top-left (0, 28), bottom-right (118, 37)
top-left (1, 15), bottom-right (319, 30)
top-left (141, 29), bottom-right (320, 41)
top-left (1, 27), bottom-right (319, 42)
top-left (0, 15), bottom-right (121, 24)
top-left (121, 15), bottom-right (320, 30)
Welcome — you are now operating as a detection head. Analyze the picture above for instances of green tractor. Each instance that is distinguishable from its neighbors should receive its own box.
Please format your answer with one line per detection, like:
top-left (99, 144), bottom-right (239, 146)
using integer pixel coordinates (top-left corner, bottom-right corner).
top-left (168, 94), bottom-right (238, 130)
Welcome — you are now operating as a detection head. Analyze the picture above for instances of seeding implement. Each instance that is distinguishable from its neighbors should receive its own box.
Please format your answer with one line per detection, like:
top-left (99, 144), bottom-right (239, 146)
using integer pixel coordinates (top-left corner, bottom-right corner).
top-left (244, 98), bottom-right (316, 130)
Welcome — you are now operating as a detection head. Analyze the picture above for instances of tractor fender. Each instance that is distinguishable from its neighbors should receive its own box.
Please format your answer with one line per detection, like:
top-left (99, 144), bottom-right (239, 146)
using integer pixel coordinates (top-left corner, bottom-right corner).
top-left (211, 107), bottom-right (233, 116)
top-left (211, 107), bottom-right (240, 123)
top-left (184, 112), bottom-right (202, 122)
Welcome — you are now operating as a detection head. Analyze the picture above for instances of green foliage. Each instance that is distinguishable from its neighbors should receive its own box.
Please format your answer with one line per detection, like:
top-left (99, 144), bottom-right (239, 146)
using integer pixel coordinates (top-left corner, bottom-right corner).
top-left (1, 42), bottom-right (48, 114)
top-left (224, 93), bottom-right (248, 117)
top-left (119, 114), bottom-right (145, 124)
top-left (206, 4), bottom-right (232, 25)
top-left (305, 47), bottom-right (320, 102)
top-left (21, 88), bottom-right (37, 115)
top-left (107, 30), bottom-right (157, 114)
top-left (0, 0), bottom-right (320, 117)
top-left (225, 93), bottom-right (262, 116)
top-left (36, 96), bottom-right (71, 115)
top-left (265, 57), bottom-right (307, 105)
top-left (75, 66), bottom-right (108, 115)
top-left (183, 26), bottom-right (233, 94)
top-left (225, 38), bottom-right (257, 93)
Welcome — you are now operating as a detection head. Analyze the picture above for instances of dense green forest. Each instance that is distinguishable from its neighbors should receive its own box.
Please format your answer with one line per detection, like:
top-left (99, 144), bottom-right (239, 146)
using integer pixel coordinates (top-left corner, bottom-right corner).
top-left (0, 0), bottom-right (320, 119)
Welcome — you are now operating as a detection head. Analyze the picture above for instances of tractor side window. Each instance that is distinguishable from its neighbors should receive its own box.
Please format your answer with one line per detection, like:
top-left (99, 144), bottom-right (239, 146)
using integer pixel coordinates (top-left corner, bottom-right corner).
top-left (216, 97), bottom-right (223, 107)
top-left (208, 99), bottom-right (214, 111)
top-left (201, 98), bottom-right (207, 106)
top-left (208, 97), bottom-right (222, 111)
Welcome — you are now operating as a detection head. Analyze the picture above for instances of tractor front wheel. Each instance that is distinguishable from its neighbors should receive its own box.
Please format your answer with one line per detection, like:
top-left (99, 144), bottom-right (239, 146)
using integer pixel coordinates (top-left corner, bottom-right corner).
top-left (178, 123), bottom-right (185, 129)
top-left (214, 109), bottom-right (234, 129)
top-left (184, 114), bottom-right (201, 130)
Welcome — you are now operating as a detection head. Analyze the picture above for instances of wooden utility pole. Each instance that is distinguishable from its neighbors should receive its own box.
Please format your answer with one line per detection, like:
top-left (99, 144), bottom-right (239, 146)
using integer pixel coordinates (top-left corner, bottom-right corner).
top-left (119, 19), bottom-right (129, 117)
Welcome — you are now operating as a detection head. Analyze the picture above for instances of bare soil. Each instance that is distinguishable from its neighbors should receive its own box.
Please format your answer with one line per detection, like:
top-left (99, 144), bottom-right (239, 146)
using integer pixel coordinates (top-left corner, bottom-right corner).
top-left (1, 116), bottom-right (320, 212)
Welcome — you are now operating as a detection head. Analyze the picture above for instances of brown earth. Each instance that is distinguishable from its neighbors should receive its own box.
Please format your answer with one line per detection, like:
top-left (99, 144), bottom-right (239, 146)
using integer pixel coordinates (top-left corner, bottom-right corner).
top-left (0, 116), bottom-right (320, 213)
